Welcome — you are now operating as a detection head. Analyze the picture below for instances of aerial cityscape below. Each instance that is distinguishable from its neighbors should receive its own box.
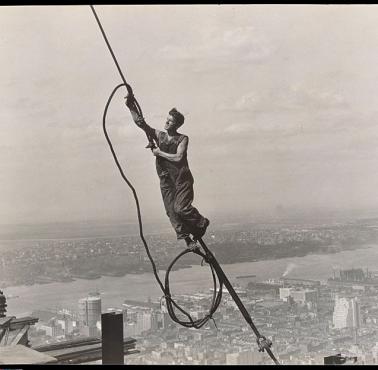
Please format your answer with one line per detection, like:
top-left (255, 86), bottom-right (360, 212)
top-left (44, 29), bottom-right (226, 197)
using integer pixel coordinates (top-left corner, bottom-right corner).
top-left (1, 217), bottom-right (378, 364)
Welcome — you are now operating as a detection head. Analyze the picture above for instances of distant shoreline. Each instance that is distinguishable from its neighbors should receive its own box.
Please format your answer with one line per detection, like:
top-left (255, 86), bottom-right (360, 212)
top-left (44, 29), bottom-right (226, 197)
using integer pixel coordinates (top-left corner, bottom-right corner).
top-left (1, 213), bottom-right (378, 241)
top-left (1, 244), bottom-right (371, 291)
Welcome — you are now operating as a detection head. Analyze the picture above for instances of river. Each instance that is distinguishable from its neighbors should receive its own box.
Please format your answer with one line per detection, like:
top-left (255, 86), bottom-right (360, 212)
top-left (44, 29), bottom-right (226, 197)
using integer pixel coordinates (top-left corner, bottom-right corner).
top-left (4, 244), bottom-right (377, 317)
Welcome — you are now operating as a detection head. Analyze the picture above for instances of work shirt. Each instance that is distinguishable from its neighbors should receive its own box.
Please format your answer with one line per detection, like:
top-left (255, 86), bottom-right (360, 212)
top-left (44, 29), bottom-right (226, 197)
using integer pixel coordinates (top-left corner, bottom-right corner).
top-left (156, 131), bottom-right (194, 186)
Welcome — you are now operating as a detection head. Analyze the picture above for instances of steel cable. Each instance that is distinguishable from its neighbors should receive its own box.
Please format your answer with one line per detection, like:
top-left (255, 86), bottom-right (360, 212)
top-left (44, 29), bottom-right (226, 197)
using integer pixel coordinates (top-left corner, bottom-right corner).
top-left (91, 6), bottom-right (279, 363)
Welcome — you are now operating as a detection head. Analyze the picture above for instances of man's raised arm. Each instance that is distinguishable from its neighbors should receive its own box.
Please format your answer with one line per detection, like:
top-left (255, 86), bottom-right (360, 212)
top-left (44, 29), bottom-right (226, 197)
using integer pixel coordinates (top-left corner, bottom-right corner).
top-left (124, 94), bottom-right (159, 141)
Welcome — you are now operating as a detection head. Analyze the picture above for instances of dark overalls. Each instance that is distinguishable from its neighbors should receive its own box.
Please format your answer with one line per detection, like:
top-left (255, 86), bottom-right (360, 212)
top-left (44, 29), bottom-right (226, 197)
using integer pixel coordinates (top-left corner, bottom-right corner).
top-left (156, 131), bottom-right (208, 240)
top-left (125, 97), bottom-right (208, 240)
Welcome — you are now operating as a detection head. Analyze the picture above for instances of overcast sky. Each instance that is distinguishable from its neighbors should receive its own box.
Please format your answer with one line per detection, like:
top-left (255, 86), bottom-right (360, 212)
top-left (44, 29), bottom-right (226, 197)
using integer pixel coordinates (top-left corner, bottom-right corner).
top-left (1, 4), bottom-right (378, 226)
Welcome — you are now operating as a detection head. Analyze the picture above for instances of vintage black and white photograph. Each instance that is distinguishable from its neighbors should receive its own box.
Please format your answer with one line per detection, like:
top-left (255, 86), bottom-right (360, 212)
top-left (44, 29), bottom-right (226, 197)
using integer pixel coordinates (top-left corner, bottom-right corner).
top-left (1, 4), bottom-right (378, 365)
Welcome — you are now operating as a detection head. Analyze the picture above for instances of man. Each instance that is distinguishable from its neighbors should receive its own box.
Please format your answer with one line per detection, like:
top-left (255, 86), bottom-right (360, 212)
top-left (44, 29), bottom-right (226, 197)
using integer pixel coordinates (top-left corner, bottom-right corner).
top-left (125, 93), bottom-right (209, 250)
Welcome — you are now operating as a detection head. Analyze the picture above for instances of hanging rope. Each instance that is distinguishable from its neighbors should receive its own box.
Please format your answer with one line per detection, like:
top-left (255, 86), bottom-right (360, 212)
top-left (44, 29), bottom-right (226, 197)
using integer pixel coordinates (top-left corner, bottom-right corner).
top-left (90, 5), bottom-right (279, 364)
top-left (90, 5), bottom-right (155, 149)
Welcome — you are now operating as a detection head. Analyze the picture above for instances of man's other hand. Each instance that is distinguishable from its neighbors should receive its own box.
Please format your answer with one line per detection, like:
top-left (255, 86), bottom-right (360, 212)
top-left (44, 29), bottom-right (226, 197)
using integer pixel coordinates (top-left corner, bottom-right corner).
top-left (152, 148), bottom-right (160, 157)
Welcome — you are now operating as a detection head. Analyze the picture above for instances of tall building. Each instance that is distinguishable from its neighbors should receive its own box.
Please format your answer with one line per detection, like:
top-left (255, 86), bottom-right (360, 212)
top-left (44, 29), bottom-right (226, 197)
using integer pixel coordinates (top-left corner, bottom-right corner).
top-left (39, 318), bottom-right (65, 338)
top-left (226, 349), bottom-right (264, 365)
top-left (279, 288), bottom-right (293, 302)
top-left (291, 289), bottom-right (318, 305)
top-left (78, 293), bottom-right (102, 327)
top-left (124, 311), bottom-right (153, 336)
top-left (279, 287), bottom-right (318, 305)
top-left (56, 316), bottom-right (74, 335)
top-left (371, 342), bottom-right (378, 364)
top-left (333, 296), bottom-right (361, 329)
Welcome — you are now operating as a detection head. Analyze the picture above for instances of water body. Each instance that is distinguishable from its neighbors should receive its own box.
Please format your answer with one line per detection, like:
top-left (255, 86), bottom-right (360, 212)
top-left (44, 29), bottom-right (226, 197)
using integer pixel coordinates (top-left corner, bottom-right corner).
top-left (4, 244), bottom-right (377, 317)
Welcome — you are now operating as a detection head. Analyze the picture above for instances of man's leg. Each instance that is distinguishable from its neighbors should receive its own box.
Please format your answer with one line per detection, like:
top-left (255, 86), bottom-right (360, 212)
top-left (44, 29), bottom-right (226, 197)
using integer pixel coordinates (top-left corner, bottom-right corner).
top-left (173, 180), bottom-right (209, 240)
top-left (160, 177), bottom-right (191, 241)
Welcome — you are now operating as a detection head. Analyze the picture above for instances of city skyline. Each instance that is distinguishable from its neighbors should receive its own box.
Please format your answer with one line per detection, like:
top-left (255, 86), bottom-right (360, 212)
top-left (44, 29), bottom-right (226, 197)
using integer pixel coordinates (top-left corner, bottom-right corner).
top-left (2, 216), bottom-right (378, 364)
top-left (5, 262), bottom-right (378, 365)
top-left (2, 5), bottom-right (378, 225)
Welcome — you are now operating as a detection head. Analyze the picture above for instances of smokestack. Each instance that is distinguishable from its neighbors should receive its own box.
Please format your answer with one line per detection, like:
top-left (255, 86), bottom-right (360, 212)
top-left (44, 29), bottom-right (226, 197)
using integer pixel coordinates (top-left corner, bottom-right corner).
top-left (282, 263), bottom-right (296, 278)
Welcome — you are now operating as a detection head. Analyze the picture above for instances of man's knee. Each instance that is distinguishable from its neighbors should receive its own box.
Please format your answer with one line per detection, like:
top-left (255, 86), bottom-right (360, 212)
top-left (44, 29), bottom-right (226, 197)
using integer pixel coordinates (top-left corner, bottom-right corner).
top-left (173, 203), bottom-right (183, 216)
top-left (174, 202), bottom-right (189, 218)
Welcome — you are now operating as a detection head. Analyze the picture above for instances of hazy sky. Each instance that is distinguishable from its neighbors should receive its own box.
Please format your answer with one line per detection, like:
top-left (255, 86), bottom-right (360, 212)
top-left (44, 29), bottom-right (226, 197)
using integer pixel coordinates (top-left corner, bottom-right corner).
top-left (1, 5), bottom-right (378, 225)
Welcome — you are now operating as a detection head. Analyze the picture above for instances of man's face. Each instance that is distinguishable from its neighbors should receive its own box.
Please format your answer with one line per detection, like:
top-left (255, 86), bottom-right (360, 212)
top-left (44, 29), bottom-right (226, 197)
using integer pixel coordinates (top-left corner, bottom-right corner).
top-left (164, 114), bottom-right (177, 131)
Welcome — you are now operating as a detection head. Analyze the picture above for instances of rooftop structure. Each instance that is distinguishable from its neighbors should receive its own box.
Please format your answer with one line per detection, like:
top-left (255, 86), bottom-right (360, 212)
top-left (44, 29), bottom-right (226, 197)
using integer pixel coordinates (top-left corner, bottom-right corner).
top-left (0, 344), bottom-right (57, 364)
top-left (33, 336), bottom-right (138, 364)
top-left (0, 316), bottom-right (39, 347)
